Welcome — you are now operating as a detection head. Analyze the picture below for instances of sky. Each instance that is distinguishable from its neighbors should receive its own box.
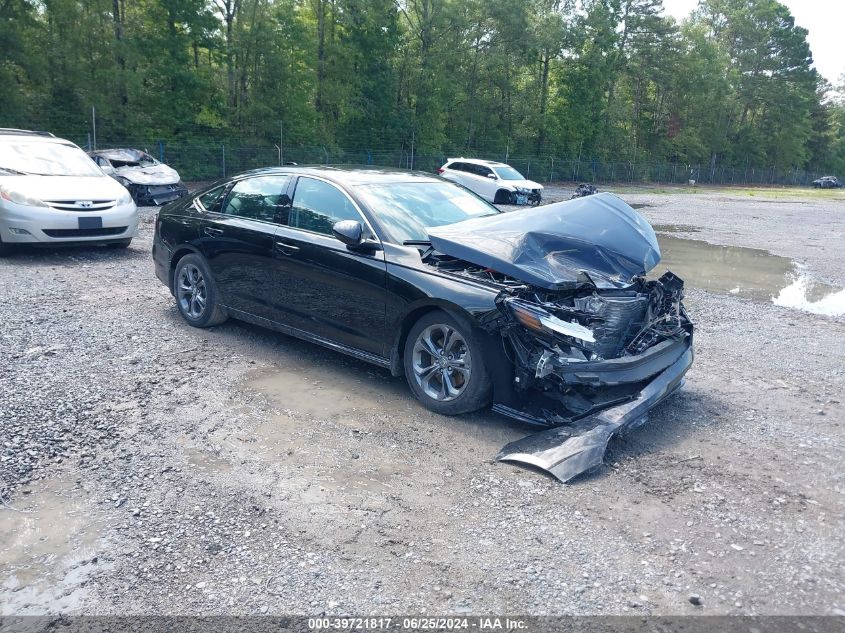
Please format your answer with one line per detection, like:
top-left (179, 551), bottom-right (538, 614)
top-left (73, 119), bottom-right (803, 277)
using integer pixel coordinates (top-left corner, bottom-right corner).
top-left (662, 0), bottom-right (845, 85)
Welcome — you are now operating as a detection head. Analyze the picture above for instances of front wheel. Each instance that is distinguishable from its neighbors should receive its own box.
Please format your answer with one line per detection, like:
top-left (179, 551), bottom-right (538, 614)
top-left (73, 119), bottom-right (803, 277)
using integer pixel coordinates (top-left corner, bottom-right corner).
top-left (493, 189), bottom-right (513, 205)
top-left (403, 310), bottom-right (491, 415)
top-left (0, 236), bottom-right (17, 257)
top-left (173, 253), bottom-right (228, 327)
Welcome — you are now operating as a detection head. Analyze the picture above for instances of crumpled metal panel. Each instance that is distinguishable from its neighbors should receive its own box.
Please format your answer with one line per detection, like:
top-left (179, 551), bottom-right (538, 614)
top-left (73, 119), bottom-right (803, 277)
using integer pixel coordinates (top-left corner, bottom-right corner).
top-left (93, 148), bottom-right (148, 162)
top-left (116, 163), bottom-right (181, 186)
top-left (427, 192), bottom-right (660, 290)
top-left (496, 347), bottom-right (692, 483)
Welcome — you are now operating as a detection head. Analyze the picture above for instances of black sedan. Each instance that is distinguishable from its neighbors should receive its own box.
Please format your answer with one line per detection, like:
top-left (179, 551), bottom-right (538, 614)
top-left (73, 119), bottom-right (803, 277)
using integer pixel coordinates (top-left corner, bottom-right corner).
top-left (152, 167), bottom-right (693, 481)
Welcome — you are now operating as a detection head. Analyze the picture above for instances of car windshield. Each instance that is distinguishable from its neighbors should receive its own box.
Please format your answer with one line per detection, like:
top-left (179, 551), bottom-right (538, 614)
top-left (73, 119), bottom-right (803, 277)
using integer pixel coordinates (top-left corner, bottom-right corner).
top-left (0, 141), bottom-right (104, 177)
top-left (355, 181), bottom-right (501, 243)
top-left (111, 152), bottom-right (158, 168)
top-left (493, 165), bottom-right (526, 180)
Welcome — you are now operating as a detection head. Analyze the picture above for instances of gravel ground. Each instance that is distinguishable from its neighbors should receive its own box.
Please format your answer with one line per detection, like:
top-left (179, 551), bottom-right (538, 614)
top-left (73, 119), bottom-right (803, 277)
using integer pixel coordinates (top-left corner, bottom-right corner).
top-left (1, 185), bottom-right (843, 616)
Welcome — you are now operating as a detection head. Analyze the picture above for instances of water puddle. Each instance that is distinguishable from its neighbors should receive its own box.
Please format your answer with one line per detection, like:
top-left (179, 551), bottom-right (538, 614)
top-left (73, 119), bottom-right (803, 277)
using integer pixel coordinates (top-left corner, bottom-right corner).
top-left (246, 362), bottom-right (407, 419)
top-left (186, 447), bottom-right (234, 474)
top-left (652, 234), bottom-right (845, 316)
top-left (0, 477), bottom-right (105, 614)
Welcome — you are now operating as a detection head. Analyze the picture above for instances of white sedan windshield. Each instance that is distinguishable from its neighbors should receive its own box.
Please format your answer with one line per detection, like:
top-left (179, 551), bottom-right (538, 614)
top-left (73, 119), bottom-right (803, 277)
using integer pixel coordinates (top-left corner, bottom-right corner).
top-left (355, 181), bottom-right (501, 243)
top-left (0, 141), bottom-right (104, 177)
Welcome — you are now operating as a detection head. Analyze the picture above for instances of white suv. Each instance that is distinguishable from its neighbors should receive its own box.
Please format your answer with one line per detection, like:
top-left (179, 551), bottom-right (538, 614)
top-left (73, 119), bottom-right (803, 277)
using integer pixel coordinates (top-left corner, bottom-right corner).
top-left (0, 129), bottom-right (138, 255)
top-left (437, 158), bottom-right (543, 205)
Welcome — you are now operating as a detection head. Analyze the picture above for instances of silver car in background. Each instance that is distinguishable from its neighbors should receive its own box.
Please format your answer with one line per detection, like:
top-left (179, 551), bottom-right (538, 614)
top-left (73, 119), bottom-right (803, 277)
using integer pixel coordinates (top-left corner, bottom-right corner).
top-left (89, 148), bottom-right (188, 206)
top-left (0, 129), bottom-right (137, 255)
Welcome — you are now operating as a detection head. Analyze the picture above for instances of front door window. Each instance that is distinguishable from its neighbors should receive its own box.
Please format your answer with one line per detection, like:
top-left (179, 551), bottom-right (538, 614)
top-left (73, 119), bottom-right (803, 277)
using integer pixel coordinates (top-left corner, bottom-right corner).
top-left (289, 177), bottom-right (366, 236)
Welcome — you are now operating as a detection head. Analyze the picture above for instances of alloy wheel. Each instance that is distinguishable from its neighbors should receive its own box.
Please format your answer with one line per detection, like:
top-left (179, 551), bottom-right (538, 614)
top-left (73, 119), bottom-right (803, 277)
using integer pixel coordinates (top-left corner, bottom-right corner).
top-left (176, 263), bottom-right (207, 319)
top-left (411, 323), bottom-right (472, 402)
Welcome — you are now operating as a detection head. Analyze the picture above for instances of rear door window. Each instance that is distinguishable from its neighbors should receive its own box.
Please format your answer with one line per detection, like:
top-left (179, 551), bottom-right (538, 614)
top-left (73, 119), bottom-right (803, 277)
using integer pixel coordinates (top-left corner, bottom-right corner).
top-left (221, 175), bottom-right (290, 223)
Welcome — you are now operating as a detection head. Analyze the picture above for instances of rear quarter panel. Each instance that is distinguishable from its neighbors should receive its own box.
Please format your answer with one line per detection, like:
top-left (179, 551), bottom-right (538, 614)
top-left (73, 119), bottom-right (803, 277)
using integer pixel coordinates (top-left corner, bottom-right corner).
top-left (153, 199), bottom-right (203, 290)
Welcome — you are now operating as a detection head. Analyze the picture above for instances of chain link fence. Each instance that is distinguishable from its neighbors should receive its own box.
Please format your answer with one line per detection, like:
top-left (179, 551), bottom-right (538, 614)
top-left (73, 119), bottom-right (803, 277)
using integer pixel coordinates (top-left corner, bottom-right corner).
top-left (77, 136), bottom-right (829, 187)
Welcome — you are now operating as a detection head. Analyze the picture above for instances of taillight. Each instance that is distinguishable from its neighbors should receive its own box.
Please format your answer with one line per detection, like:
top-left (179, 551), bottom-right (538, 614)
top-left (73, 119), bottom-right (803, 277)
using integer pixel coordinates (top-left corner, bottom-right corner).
top-left (436, 168), bottom-right (445, 174)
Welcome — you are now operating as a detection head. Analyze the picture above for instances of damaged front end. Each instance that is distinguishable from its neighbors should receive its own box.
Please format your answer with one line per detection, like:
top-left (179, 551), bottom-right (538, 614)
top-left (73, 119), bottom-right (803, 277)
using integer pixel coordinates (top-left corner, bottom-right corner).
top-left (426, 193), bottom-right (694, 482)
top-left (494, 271), bottom-right (692, 421)
top-left (90, 149), bottom-right (189, 206)
top-left (123, 180), bottom-right (189, 206)
top-left (495, 345), bottom-right (691, 483)
top-left (490, 273), bottom-right (693, 481)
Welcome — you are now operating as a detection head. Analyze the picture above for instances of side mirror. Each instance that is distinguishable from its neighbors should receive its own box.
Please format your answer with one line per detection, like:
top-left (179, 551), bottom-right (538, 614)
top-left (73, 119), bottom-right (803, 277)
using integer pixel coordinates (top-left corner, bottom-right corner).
top-left (486, 173), bottom-right (497, 179)
top-left (332, 220), bottom-right (364, 246)
top-left (100, 164), bottom-right (115, 175)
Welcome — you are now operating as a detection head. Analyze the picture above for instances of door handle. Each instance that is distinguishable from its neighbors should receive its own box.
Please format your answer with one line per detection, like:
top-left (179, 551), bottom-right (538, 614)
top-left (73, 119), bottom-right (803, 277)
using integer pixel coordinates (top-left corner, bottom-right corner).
top-left (274, 241), bottom-right (300, 255)
top-left (204, 227), bottom-right (224, 237)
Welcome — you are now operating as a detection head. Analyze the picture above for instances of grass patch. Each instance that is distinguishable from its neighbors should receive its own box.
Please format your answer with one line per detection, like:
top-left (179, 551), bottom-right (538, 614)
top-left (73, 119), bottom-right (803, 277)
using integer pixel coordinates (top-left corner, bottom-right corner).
top-left (603, 184), bottom-right (845, 200)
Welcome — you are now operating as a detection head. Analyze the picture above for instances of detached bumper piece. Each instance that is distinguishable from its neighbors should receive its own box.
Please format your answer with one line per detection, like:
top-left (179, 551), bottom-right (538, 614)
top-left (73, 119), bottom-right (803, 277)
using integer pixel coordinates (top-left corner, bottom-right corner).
top-left (554, 337), bottom-right (688, 387)
top-left (496, 346), bottom-right (693, 483)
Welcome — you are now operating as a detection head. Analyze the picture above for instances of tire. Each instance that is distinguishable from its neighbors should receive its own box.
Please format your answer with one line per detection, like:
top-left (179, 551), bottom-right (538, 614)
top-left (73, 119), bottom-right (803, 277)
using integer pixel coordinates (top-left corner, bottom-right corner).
top-left (493, 189), bottom-right (512, 205)
top-left (403, 310), bottom-right (492, 415)
top-left (0, 235), bottom-right (18, 257)
top-left (172, 253), bottom-right (228, 328)
top-left (107, 238), bottom-right (132, 249)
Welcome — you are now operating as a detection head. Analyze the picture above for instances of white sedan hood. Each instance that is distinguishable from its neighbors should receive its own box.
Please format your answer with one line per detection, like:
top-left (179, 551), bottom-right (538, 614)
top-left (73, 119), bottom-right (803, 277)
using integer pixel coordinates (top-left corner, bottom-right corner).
top-left (507, 179), bottom-right (543, 190)
top-left (115, 163), bottom-right (181, 186)
top-left (2, 175), bottom-right (129, 201)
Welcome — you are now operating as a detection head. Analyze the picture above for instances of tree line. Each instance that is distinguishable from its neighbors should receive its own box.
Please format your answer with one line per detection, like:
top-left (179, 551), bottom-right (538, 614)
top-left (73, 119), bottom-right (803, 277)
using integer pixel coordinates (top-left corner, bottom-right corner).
top-left (1, 0), bottom-right (844, 175)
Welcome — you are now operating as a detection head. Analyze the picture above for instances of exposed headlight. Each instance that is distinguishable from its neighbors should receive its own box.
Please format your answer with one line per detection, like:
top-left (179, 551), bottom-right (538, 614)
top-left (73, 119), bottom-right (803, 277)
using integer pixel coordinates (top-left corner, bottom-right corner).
top-left (505, 298), bottom-right (595, 343)
top-left (0, 186), bottom-right (47, 207)
top-left (515, 187), bottom-right (530, 194)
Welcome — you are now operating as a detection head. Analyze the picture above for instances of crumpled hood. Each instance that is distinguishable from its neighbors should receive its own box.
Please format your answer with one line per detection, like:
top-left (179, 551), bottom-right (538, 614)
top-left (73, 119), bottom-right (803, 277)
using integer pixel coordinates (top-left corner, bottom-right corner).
top-left (427, 192), bottom-right (660, 289)
top-left (115, 163), bottom-right (180, 186)
top-left (507, 179), bottom-right (543, 190)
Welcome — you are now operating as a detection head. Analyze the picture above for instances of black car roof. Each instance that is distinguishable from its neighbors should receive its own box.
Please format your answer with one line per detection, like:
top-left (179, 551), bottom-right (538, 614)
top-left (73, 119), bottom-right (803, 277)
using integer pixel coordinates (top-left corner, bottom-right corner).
top-left (238, 165), bottom-right (442, 186)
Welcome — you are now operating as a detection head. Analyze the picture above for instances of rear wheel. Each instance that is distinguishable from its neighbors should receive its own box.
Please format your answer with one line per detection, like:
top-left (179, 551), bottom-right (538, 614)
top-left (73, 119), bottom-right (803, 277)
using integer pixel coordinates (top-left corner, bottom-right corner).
top-left (173, 253), bottom-right (228, 327)
top-left (403, 310), bottom-right (491, 415)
